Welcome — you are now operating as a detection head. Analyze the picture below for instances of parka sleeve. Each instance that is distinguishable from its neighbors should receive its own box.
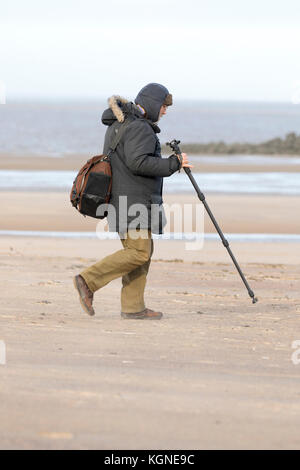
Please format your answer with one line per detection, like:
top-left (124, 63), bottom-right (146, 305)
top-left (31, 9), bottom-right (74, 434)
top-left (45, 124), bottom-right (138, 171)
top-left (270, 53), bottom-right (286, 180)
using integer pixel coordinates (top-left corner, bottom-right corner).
top-left (123, 120), bottom-right (180, 177)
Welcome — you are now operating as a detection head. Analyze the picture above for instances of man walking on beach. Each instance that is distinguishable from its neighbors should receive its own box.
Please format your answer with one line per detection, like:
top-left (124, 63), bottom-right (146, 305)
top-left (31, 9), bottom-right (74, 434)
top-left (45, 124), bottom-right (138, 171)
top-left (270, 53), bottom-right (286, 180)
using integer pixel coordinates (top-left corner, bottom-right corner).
top-left (73, 83), bottom-right (193, 319)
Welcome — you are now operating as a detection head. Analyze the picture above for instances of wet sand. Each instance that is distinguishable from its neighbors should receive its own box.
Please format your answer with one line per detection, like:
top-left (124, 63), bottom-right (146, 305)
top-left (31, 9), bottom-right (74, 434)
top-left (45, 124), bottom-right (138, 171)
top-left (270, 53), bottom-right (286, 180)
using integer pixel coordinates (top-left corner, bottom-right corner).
top-left (1, 153), bottom-right (300, 173)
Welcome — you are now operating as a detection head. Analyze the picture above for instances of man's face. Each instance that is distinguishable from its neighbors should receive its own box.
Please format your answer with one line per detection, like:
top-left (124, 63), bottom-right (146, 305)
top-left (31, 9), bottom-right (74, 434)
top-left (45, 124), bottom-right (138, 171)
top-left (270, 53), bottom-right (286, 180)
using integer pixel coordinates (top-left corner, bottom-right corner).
top-left (158, 104), bottom-right (168, 120)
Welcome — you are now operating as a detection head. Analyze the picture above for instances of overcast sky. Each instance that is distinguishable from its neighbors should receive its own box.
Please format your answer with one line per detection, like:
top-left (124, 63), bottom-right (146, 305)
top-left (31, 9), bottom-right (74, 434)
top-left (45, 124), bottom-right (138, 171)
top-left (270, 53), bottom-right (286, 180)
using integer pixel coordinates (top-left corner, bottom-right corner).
top-left (1, 0), bottom-right (300, 102)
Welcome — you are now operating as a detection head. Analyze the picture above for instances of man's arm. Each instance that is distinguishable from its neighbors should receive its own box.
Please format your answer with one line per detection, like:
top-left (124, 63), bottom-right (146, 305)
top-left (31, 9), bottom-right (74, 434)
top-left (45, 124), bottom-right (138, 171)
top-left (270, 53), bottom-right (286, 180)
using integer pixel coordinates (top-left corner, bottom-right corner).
top-left (123, 120), bottom-right (181, 177)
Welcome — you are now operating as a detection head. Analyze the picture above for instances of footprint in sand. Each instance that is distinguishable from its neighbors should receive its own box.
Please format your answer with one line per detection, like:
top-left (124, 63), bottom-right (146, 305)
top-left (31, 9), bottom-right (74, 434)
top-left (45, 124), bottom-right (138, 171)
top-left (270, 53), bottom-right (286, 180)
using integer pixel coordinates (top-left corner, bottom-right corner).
top-left (39, 432), bottom-right (73, 440)
top-left (37, 281), bottom-right (62, 286)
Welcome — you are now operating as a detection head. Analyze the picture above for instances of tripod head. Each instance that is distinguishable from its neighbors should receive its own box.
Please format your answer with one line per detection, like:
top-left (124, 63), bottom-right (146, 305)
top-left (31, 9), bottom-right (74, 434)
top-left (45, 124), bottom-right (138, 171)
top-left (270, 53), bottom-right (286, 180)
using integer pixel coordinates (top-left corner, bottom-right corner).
top-left (166, 139), bottom-right (181, 155)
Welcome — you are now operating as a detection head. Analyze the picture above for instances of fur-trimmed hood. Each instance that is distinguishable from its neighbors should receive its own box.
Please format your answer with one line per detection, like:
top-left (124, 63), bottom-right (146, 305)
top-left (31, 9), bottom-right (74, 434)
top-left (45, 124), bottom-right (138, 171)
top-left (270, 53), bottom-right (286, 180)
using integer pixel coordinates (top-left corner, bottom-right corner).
top-left (102, 95), bottom-right (142, 125)
top-left (101, 95), bottom-right (161, 133)
top-left (102, 84), bottom-right (170, 127)
top-left (107, 95), bottom-right (130, 123)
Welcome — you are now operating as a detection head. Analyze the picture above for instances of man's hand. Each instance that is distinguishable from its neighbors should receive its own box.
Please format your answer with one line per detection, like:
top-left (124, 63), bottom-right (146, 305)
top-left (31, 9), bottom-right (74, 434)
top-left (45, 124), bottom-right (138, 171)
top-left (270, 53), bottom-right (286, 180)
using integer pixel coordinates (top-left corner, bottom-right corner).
top-left (180, 153), bottom-right (194, 169)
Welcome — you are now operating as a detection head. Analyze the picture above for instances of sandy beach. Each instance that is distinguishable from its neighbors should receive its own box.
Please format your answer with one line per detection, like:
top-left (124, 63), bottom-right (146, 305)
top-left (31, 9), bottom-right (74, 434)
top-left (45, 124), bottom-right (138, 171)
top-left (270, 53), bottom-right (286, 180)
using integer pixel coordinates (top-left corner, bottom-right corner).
top-left (1, 191), bottom-right (300, 235)
top-left (1, 153), bottom-right (300, 173)
top-left (1, 154), bottom-right (300, 449)
top-left (2, 0), bottom-right (300, 451)
top-left (0, 235), bottom-right (300, 449)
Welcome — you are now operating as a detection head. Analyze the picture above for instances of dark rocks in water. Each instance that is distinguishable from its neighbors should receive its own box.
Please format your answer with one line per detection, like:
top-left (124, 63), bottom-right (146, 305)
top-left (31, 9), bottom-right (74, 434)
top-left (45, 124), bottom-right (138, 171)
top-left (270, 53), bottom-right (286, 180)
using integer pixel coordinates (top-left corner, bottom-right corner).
top-left (162, 132), bottom-right (300, 155)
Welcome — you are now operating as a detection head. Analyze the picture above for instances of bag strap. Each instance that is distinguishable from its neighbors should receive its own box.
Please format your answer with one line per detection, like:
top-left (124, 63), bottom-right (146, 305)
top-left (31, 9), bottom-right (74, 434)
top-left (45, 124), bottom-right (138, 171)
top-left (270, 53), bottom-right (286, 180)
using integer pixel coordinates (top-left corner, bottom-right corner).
top-left (107, 118), bottom-right (132, 157)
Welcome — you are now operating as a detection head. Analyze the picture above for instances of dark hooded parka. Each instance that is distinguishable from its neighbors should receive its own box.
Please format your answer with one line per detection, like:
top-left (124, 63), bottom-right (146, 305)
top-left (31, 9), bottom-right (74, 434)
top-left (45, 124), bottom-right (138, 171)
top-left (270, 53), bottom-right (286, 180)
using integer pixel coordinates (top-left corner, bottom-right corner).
top-left (101, 83), bottom-right (181, 235)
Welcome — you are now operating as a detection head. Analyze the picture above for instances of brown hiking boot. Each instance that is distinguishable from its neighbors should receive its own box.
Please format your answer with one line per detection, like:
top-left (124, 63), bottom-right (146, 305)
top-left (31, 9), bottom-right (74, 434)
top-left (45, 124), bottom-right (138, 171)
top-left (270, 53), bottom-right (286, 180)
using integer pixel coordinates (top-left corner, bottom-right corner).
top-left (121, 308), bottom-right (163, 320)
top-left (73, 275), bottom-right (95, 316)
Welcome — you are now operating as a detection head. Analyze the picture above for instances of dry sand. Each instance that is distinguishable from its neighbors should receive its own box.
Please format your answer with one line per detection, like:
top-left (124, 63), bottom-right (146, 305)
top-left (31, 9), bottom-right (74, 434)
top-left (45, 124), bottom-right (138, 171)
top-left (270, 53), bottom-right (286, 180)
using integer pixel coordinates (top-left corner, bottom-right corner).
top-left (0, 236), bottom-right (300, 450)
top-left (1, 192), bottom-right (300, 235)
top-left (1, 155), bottom-right (300, 450)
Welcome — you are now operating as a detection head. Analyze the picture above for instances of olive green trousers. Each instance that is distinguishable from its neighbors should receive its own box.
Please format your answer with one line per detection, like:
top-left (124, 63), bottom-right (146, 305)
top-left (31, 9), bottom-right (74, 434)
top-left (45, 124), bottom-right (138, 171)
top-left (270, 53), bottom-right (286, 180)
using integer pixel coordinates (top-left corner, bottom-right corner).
top-left (80, 229), bottom-right (154, 313)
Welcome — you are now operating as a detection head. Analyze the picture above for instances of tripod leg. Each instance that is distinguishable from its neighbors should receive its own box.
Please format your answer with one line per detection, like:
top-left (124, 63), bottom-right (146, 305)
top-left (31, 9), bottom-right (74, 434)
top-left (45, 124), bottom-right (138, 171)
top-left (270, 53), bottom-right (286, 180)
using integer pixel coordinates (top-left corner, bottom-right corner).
top-left (166, 141), bottom-right (258, 304)
top-left (183, 167), bottom-right (258, 303)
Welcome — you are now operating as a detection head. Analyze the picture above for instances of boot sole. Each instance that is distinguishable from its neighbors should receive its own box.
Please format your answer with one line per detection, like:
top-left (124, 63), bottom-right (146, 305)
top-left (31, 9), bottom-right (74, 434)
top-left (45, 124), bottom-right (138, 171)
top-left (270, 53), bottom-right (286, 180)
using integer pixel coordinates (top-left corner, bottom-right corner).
top-left (121, 311), bottom-right (163, 320)
top-left (73, 277), bottom-right (95, 316)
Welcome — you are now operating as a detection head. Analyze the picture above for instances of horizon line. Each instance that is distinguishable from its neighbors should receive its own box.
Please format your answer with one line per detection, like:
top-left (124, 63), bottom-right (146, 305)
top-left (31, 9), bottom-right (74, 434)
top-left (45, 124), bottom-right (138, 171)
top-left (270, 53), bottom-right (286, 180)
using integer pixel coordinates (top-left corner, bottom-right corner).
top-left (3, 96), bottom-right (296, 105)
